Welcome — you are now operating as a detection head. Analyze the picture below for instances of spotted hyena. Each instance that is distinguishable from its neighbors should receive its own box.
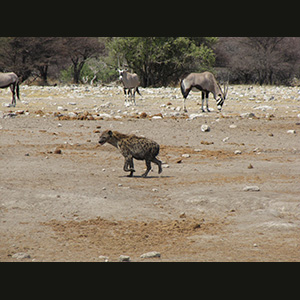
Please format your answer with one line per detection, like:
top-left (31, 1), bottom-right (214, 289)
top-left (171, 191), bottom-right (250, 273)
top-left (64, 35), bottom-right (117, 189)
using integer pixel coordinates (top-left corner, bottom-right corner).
top-left (99, 130), bottom-right (162, 178)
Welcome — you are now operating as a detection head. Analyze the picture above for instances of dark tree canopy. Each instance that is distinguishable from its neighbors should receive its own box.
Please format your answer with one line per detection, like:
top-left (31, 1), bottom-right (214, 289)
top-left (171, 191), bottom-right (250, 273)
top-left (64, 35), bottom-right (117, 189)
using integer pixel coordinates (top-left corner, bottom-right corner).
top-left (1, 37), bottom-right (300, 86)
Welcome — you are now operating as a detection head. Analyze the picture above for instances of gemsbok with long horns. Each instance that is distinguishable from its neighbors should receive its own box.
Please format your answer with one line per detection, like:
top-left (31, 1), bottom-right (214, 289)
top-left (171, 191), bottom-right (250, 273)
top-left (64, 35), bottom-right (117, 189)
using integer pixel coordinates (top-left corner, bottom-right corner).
top-left (180, 71), bottom-right (228, 112)
top-left (0, 72), bottom-right (20, 107)
top-left (118, 69), bottom-right (142, 106)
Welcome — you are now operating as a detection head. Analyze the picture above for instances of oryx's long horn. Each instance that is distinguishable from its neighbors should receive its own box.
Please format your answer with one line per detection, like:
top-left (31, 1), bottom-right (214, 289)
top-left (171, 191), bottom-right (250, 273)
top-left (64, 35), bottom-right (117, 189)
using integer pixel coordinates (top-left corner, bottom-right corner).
top-left (223, 80), bottom-right (229, 98)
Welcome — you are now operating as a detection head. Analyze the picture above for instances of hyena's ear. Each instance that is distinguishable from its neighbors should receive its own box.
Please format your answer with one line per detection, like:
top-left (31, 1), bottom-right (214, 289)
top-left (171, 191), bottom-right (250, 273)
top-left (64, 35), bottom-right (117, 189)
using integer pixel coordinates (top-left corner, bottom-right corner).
top-left (108, 130), bottom-right (113, 137)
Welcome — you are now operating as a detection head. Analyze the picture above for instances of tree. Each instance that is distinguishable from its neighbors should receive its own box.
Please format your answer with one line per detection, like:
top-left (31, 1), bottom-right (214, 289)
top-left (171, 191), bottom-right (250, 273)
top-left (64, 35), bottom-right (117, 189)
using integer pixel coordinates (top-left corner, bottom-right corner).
top-left (31, 37), bottom-right (64, 85)
top-left (215, 37), bottom-right (300, 85)
top-left (0, 37), bottom-right (66, 84)
top-left (62, 37), bottom-right (105, 84)
top-left (0, 37), bottom-right (35, 82)
top-left (108, 37), bottom-right (217, 87)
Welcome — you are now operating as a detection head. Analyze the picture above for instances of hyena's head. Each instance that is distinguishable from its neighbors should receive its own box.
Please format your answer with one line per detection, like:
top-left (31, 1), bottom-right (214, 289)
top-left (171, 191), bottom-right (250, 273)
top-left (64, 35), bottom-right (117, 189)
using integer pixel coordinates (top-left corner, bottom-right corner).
top-left (99, 130), bottom-right (113, 145)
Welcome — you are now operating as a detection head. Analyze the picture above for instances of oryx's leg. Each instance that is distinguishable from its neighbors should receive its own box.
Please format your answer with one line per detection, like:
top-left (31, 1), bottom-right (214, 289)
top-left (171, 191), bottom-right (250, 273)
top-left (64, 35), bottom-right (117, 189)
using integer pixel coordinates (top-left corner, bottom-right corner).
top-left (128, 89), bottom-right (133, 105)
top-left (206, 92), bottom-right (210, 112)
top-left (182, 88), bottom-right (191, 112)
top-left (201, 91), bottom-right (205, 112)
top-left (123, 88), bottom-right (127, 105)
top-left (141, 160), bottom-right (152, 178)
top-left (10, 84), bottom-right (16, 107)
top-left (183, 98), bottom-right (187, 112)
top-left (132, 88), bottom-right (136, 105)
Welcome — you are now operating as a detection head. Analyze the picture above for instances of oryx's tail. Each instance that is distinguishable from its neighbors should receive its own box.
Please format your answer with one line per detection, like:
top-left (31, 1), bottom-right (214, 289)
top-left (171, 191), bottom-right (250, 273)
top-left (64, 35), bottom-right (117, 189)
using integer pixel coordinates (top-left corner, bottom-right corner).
top-left (180, 79), bottom-right (189, 99)
top-left (136, 87), bottom-right (142, 96)
top-left (16, 82), bottom-right (20, 100)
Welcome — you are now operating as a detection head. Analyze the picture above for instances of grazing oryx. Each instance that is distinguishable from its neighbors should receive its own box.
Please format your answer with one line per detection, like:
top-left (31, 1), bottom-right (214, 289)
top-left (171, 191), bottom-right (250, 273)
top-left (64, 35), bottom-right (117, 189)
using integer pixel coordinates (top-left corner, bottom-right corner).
top-left (0, 72), bottom-right (20, 107)
top-left (118, 69), bottom-right (142, 106)
top-left (180, 72), bottom-right (228, 112)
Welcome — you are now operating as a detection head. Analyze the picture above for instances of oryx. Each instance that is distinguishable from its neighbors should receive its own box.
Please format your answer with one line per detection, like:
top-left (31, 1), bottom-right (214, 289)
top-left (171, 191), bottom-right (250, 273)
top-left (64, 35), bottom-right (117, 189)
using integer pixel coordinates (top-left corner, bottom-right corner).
top-left (118, 69), bottom-right (142, 106)
top-left (180, 72), bottom-right (228, 112)
top-left (0, 72), bottom-right (20, 107)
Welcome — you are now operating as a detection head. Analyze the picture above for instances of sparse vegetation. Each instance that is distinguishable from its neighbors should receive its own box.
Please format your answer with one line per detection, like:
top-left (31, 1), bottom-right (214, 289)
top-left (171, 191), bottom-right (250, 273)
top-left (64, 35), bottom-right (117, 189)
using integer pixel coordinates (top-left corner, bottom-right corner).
top-left (1, 37), bottom-right (300, 86)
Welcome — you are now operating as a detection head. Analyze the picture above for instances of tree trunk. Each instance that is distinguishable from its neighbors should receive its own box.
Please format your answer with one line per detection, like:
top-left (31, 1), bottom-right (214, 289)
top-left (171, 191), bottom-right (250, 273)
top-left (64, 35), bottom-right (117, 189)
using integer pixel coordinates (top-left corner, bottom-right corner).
top-left (38, 65), bottom-right (49, 85)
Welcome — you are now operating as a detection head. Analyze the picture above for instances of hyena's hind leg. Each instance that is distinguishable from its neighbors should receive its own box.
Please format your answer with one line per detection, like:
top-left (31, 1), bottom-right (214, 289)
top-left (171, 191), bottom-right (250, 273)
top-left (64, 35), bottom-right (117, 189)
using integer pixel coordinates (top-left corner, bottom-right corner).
top-left (141, 160), bottom-right (152, 178)
top-left (152, 157), bottom-right (162, 174)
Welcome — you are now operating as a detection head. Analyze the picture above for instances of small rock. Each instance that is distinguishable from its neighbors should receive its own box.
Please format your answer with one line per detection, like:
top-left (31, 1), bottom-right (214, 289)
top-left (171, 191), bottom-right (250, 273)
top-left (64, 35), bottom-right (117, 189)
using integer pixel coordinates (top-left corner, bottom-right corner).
top-left (119, 255), bottom-right (131, 262)
top-left (179, 212), bottom-right (186, 218)
top-left (68, 112), bottom-right (77, 118)
top-left (57, 106), bottom-right (67, 111)
top-left (139, 112), bottom-right (148, 118)
top-left (248, 164), bottom-right (254, 169)
top-left (189, 113), bottom-right (203, 120)
top-left (243, 186), bottom-right (260, 192)
top-left (99, 113), bottom-right (112, 119)
top-left (98, 255), bottom-right (109, 262)
top-left (254, 105), bottom-right (273, 111)
top-left (229, 124), bottom-right (237, 129)
top-left (223, 137), bottom-right (230, 142)
top-left (287, 130), bottom-right (296, 134)
top-left (234, 150), bottom-right (242, 155)
top-left (182, 154), bottom-right (190, 158)
top-left (54, 148), bottom-right (62, 154)
top-left (152, 188), bottom-right (158, 192)
top-left (12, 252), bottom-right (31, 259)
top-left (201, 124), bottom-right (210, 132)
top-left (240, 112), bottom-right (256, 119)
top-left (152, 115), bottom-right (162, 120)
top-left (140, 251), bottom-right (161, 259)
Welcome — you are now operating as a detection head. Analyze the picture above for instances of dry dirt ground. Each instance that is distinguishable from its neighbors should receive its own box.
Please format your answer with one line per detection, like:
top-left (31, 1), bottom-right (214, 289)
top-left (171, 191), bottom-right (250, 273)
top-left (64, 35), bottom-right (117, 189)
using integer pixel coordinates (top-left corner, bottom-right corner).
top-left (1, 84), bottom-right (299, 262)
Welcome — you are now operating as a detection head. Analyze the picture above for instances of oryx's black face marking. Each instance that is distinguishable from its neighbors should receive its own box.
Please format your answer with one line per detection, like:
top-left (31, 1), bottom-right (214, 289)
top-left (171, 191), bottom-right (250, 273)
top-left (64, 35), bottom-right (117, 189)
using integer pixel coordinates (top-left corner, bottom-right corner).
top-left (216, 95), bottom-right (225, 111)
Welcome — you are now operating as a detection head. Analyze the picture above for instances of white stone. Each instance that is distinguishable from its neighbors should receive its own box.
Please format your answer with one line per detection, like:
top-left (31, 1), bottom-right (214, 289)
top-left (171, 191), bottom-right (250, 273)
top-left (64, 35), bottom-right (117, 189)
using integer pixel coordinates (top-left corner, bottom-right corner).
top-left (243, 186), bottom-right (260, 192)
top-left (152, 115), bottom-right (162, 120)
top-left (140, 251), bottom-right (161, 259)
top-left (12, 252), bottom-right (31, 259)
top-left (287, 130), bottom-right (296, 134)
top-left (201, 124), bottom-right (210, 132)
top-left (189, 113), bottom-right (203, 120)
top-left (240, 112), bottom-right (256, 118)
top-left (119, 255), bottom-right (131, 262)
top-left (99, 113), bottom-right (112, 118)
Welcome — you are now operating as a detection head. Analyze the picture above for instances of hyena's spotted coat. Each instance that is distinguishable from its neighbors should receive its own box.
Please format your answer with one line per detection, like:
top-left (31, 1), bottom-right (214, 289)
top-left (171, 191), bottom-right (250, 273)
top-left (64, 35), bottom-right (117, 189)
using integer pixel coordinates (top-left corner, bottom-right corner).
top-left (99, 130), bottom-right (162, 178)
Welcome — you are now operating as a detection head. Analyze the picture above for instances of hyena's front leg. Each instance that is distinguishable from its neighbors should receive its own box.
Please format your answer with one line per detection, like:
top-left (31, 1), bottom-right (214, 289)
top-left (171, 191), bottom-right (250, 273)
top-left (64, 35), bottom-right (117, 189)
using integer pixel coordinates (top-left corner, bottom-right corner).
top-left (123, 156), bottom-right (135, 177)
top-left (141, 160), bottom-right (152, 178)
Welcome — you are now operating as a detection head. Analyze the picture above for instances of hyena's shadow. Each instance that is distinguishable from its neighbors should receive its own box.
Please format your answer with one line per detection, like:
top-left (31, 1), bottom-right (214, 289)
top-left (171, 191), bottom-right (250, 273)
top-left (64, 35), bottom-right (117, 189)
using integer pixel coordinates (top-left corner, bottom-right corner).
top-left (119, 175), bottom-right (173, 179)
